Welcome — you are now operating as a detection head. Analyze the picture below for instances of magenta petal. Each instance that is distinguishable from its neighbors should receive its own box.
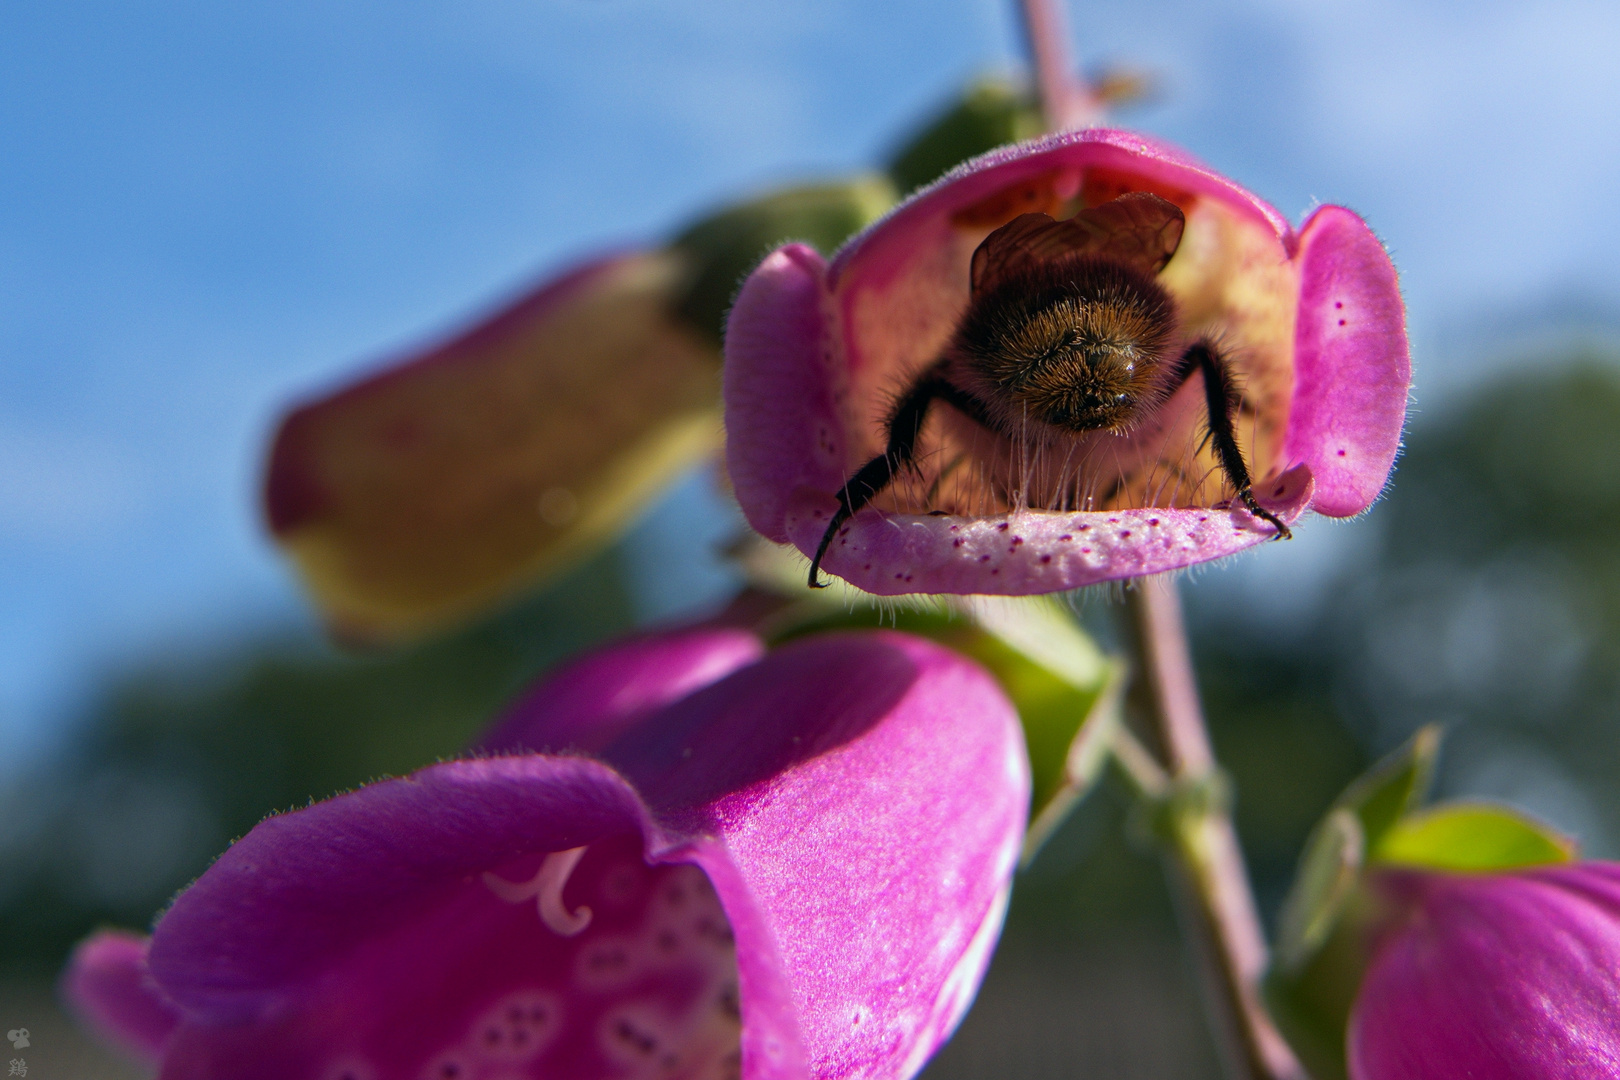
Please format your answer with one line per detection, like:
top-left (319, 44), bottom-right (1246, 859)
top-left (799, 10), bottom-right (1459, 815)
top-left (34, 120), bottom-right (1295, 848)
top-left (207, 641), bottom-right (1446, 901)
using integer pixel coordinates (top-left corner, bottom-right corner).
top-left (157, 834), bottom-right (748, 1080)
top-left (62, 930), bottom-right (181, 1063)
top-left (647, 632), bottom-right (1028, 1080)
top-left (1349, 864), bottom-right (1620, 1080)
top-left (149, 755), bottom-right (653, 1019)
top-left (136, 630), bottom-right (1026, 1080)
top-left (1284, 206), bottom-right (1410, 517)
top-left (478, 626), bottom-right (765, 755)
top-left (830, 128), bottom-right (1290, 298)
top-left (723, 244), bottom-right (844, 544)
top-left (788, 464), bottom-right (1312, 596)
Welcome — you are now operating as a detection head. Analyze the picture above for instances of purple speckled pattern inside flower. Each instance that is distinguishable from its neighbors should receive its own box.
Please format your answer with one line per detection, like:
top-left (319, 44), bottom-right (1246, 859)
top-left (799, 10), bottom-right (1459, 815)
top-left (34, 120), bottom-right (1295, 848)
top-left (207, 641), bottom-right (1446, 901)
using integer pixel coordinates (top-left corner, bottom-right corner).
top-left (159, 834), bottom-right (744, 1080)
top-left (68, 628), bottom-right (1028, 1080)
top-left (723, 128), bottom-right (1409, 595)
top-left (1349, 862), bottom-right (1620, 1080)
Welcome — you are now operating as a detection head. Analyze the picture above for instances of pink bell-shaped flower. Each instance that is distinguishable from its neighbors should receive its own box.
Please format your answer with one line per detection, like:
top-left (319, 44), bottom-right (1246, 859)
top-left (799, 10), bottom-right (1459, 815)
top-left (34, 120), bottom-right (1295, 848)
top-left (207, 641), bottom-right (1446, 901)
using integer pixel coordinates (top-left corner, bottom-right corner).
top-left (724, 129), bottom-right (1410, 594)
top-left (1349, 862), bottom-right (1620, 1080)
top-left (65, 625), bottom-right (1029, 1080)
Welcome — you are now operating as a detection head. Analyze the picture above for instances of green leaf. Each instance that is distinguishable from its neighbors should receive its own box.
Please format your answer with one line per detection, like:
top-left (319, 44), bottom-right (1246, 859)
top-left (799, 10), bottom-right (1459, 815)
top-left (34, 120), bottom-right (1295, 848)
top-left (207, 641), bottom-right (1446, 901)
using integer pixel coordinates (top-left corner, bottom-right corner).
top-left (1264, 907), bottom-right (1366, 1080)
top-left (1265, 798), bottom-right (1577, 1078)
top-left (1261, 726), bottom-right (1438, 1079)
top-left (885, 78), bottom-right (1046, 194)
top-left (947, 631), bottom-right (1113, 806)
top-left (1017, 663), bottom-right (1124, 864)
top-left (1334, 724), bottom-right (1440, 852)
top-left (1265, 728), bottom-right (1580, 1077)
top-left (667, 176), bottom-right (897, 344)
top-left (951, 594), bottom-right (1110, 689)
top-left (941, 596), bottom-right (1121, 856)
top-left (1373, 801), bottom-right (1578, 871)
top-left (1274, 809), bottom-right (1364, 974)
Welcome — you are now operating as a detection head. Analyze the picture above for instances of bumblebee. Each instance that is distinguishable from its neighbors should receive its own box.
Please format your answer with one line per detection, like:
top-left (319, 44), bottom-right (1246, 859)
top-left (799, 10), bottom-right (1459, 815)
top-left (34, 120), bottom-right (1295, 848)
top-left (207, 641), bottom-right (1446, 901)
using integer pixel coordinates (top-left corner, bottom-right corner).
top-left (809, 191), bottom-right (1290, 588)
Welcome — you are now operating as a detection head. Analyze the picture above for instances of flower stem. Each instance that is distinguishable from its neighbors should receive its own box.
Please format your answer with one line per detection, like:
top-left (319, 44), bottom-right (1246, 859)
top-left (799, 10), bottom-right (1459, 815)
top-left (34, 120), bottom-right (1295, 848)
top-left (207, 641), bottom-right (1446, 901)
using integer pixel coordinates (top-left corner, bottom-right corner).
top-left (1015, 0), bottom-right (1102, 130)
top-left (1013, 2), bottom-right (1293, 1065)
top-left (1124, 575), bottom-right (1304, 1080)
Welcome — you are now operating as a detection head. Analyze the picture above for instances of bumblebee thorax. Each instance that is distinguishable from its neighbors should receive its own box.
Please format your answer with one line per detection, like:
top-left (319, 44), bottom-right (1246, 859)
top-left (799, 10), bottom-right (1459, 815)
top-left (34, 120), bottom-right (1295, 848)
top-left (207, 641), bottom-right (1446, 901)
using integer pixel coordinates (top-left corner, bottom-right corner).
top-left (952, 257), bottom-right (1177, 433)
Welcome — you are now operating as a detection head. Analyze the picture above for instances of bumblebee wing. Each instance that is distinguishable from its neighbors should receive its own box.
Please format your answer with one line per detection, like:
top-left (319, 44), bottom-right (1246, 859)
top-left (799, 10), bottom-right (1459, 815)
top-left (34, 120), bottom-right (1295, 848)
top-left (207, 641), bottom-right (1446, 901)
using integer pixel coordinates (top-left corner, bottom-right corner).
top-left (1073, 192), bottom-right (1186, 274)
top-left (970, 213), bottom-right (1070, 296)
top-left (969, 193), bottom-right (1185, 297)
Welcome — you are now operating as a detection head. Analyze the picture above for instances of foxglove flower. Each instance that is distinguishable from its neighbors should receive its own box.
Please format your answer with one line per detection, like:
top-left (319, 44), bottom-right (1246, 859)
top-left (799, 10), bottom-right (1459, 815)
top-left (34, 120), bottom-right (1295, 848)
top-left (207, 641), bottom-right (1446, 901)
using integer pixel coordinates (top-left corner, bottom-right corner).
top-left (1349, 862), bottom-right (1620, 1080)
top-left (66, 626), bottom-right (1029, 1080)
top-left (264, 250), bottom-right (727, 642)
top-left (265, 178), bottom-right (894, 643)
top-left (724, 129), bottom-right (1410, 594)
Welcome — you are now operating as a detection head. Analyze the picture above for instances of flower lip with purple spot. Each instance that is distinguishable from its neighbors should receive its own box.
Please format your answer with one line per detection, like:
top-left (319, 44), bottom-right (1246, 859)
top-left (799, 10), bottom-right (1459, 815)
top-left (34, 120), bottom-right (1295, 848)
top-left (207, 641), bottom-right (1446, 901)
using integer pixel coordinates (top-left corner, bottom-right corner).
top-left (723, 128), bottom-right (1409, 595)
top-left (65, 627), bottom-right (1030, 1080)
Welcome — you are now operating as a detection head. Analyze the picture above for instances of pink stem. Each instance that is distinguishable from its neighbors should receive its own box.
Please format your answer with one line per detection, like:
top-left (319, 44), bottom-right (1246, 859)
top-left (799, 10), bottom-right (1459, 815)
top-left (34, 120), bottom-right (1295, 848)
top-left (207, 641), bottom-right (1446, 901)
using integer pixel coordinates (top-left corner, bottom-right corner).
top-left (1013, 5), bottom-right (1289, 1072)
top-left (1016, 0), bottom-right (1102, 129)
top-left (1127, 576), bottom-right (1304, 1080)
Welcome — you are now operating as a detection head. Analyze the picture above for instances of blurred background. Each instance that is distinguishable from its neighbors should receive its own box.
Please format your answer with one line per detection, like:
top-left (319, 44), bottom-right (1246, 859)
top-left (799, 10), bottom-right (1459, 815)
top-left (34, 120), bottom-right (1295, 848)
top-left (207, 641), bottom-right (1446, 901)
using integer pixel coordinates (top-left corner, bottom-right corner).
top-left (5, 1), bottom-right (1620, 1076)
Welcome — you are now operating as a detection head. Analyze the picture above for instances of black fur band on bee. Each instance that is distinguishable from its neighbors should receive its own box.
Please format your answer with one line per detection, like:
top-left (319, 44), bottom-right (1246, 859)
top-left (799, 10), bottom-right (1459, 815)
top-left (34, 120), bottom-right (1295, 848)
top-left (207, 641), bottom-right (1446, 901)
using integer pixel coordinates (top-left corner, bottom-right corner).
top-left (808, 192), bottom-right (1291, 589)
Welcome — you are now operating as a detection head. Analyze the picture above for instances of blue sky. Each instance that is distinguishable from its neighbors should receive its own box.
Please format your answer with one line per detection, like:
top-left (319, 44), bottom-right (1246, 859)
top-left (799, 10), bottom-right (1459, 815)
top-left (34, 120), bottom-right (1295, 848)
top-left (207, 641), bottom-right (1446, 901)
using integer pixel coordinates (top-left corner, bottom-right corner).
top-left (4, 0), bottom-right (1620, 770)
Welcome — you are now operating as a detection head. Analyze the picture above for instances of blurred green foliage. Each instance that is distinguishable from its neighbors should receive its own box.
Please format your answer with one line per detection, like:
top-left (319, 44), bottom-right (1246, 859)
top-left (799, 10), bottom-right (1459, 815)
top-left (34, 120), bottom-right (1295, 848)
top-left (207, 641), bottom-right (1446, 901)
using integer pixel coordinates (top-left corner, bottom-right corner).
top-left (1194, 641), bottom-right (1366, 911)
top-left (1301, 355), bottom-right (1620, 852)
top-left (886, 78), bottom-right (1045, 195)
top-left (669, 176), bottom-right (897, 344)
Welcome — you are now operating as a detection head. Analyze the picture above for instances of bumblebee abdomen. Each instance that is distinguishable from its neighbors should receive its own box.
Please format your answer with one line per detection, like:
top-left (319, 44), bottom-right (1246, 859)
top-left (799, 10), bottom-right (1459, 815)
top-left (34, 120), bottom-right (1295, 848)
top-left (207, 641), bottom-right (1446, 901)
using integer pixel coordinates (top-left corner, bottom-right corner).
top-left (953, 256), bottom-right (1176, 433)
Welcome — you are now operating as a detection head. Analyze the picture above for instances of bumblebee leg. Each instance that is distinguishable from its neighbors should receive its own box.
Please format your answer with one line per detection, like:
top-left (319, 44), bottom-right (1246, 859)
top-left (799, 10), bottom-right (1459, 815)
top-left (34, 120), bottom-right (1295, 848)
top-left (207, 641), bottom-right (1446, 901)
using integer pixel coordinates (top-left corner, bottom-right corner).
top-left (1168, 341), bottom-right (1292, 540)
top-left (809, 374), bottom-right (948, 588)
